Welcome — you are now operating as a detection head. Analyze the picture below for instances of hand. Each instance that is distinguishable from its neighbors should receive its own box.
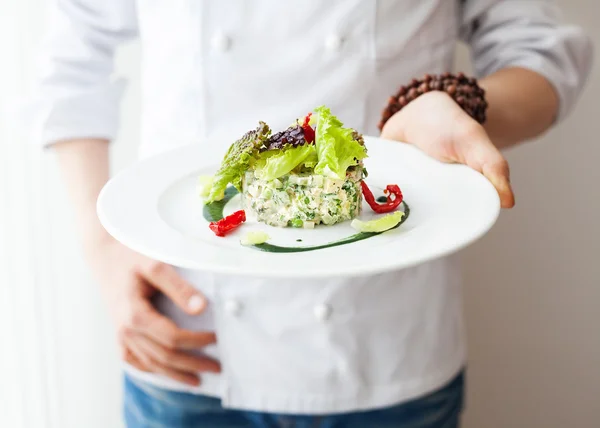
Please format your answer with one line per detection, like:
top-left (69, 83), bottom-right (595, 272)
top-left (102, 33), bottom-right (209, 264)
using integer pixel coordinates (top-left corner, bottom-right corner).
top-left (87, 236), bottom-right (220, 386)
top-left (380, 91), bottom-right (515, 208)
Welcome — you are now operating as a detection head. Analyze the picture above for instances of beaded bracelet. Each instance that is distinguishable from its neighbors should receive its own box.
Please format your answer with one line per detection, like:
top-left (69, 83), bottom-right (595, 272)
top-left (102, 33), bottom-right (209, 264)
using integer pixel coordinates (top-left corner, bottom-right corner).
top-left (378, 72), bottom-right (488, 131)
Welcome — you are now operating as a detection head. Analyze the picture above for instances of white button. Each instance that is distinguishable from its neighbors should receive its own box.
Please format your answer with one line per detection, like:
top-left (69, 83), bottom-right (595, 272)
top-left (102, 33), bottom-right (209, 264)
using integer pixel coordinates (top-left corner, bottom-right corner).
top-left (324, 34), bottom-right (343, 52)
top-left (314, 304), bottom-right (332, 322)
top-left (224, 299), bottom-right (242, 316)
top-left (211, 33), bottom-right (231, 52)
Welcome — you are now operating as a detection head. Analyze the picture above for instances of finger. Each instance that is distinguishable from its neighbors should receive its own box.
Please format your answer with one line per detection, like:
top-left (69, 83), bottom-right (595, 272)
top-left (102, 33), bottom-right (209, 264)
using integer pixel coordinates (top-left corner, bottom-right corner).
top-left (131, 300), bottom-right (217, 350)
top-left (139, 262), bottom-right (206, 315)
top-left (458, 125), bottom-right (516, 209)
top-left (132, 332), bottom-right (221, 374)
top-left (125, 334), bottom-right (200, 386)
top-left (482, 158), bottom-right (515, 209)
top-left (123, 347), bottom-right (151, 372)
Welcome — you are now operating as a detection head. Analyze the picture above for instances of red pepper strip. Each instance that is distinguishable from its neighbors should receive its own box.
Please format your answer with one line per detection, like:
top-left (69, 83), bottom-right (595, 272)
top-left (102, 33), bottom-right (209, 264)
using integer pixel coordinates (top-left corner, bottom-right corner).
top-left (209, 210), bottom-right (246, 237)
top-left (361, 181), bottom-right (403, 214)
top-left (301, 113), bottom-right (315, 143)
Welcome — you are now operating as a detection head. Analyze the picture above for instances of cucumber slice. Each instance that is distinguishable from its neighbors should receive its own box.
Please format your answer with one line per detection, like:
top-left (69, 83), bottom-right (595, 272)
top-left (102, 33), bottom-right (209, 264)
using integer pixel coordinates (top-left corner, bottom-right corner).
top-left (350, 211), bottom-right (404, 233)
top-left (241, 231), bottom-right (270, 246)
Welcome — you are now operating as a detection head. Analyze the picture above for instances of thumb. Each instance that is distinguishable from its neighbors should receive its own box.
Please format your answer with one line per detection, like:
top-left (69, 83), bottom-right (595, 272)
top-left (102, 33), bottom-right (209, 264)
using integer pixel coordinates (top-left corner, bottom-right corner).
top-left (380, 114), bottom-right (408, 143)
top-left (461, 129), bottom-right (515, 209)
top-left (140, 262), bottom-right (207, 315)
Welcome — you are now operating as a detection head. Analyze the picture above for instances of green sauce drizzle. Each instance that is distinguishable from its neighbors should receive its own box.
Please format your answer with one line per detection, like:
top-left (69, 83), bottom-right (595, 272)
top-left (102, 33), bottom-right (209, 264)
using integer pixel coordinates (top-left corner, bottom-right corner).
top-left (203, 186), bottom-right (410, 253)
top-left (203, 186), bottom-right (240, 222)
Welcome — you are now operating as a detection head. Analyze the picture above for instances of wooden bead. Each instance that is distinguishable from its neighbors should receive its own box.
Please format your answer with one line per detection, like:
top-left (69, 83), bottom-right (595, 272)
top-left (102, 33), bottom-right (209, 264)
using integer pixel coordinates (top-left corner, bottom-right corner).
top-left (380, 73), bottom-right (487, 130)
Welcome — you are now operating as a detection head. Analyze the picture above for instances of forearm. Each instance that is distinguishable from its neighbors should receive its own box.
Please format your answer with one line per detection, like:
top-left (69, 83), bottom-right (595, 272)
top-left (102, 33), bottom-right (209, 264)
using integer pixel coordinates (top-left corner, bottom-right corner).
top-left (53, 139), bottom-right (111, 251)
top-left (480, 67), bottom-right (560, 150)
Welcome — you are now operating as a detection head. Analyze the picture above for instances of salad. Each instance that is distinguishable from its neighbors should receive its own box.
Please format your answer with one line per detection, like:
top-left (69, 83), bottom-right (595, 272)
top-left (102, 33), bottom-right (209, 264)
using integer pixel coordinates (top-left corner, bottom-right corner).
top-left (201, 106), bottom-right (405, 241)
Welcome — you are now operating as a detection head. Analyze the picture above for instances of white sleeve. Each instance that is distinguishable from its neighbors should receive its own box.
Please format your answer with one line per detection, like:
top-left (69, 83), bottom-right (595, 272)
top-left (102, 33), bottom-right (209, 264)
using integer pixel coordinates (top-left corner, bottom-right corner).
top-left (27, 0), bottom-right (138, 147)
top-left (461, 0), bottom-right (594, 122)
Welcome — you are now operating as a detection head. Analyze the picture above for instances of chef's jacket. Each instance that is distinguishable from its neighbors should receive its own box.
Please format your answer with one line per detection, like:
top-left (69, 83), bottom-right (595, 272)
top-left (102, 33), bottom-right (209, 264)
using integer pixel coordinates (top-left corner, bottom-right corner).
top-left (28, 0), bottom-right (592, 415)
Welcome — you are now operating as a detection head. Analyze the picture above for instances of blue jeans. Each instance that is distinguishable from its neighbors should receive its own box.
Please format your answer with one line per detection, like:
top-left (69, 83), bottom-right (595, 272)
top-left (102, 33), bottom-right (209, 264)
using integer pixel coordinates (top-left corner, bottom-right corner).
top-left (124, 371), bottom-right (464, 428)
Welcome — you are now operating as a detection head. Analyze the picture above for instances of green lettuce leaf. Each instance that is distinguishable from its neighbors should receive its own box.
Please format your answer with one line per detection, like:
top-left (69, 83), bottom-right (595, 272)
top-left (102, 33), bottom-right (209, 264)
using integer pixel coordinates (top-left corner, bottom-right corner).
top-left (206, 122), bottom-right (271, 203)
top-left (255, 145), bottom-right (317, 181)
top-left (313, 106), bottom-right (367, 180)
top-left (303, 149), bottom-right (318, 169)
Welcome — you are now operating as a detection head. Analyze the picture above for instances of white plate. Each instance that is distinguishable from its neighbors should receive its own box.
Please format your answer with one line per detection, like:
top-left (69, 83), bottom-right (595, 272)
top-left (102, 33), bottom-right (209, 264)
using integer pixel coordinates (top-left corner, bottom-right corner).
top-left (97, 137), bottom-right (500, 278)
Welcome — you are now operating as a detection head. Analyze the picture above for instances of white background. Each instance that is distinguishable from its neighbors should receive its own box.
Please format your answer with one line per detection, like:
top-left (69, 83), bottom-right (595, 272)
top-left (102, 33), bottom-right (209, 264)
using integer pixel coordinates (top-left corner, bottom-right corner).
top-left (0, 1), bottom-right (598, 427)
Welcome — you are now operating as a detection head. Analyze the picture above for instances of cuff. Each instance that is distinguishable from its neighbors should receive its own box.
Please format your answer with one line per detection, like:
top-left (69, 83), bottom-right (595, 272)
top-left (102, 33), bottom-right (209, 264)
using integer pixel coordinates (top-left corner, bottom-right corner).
top-left (19, 77), bottom-right (127, 148)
